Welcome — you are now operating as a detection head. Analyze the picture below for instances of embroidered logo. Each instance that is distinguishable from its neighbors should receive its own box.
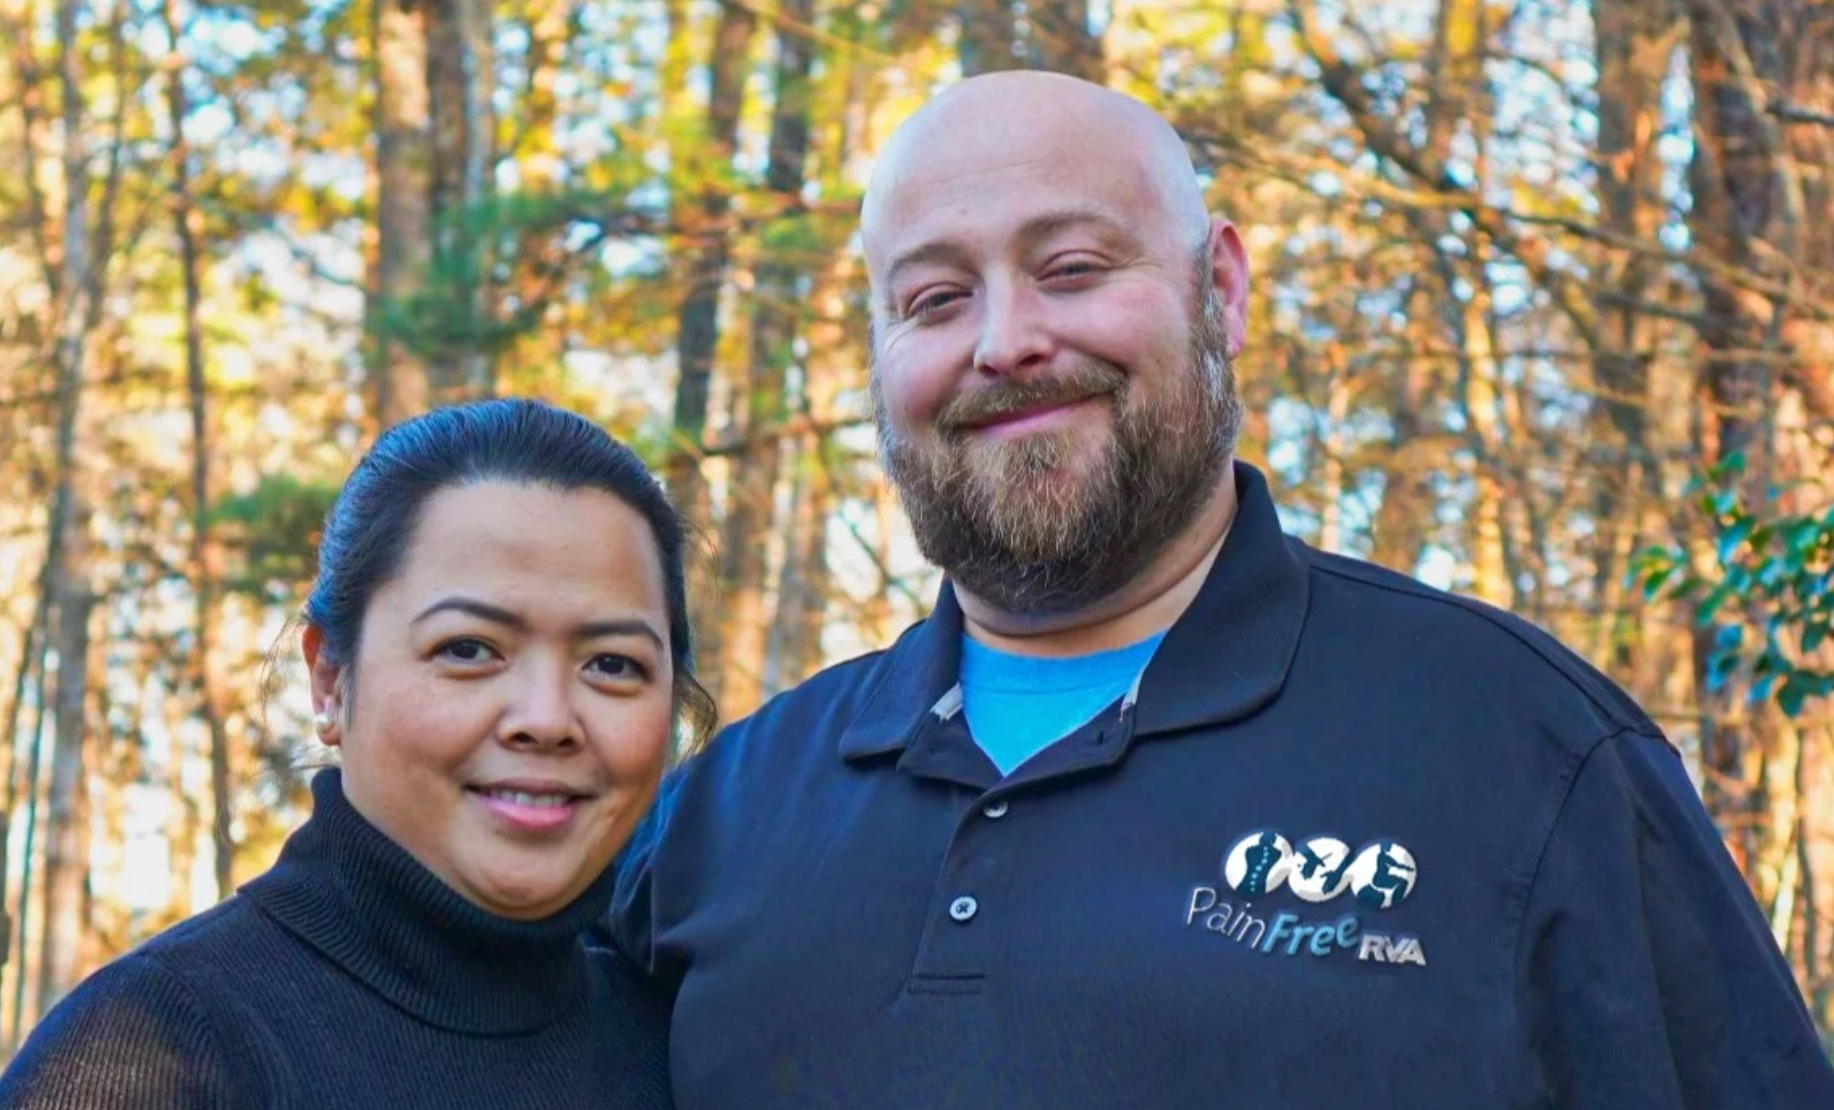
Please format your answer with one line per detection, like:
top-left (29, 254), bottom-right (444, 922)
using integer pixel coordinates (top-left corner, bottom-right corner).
top-left (1223, 829), bottom-right (1417, 908)
top-left (1184, 827), bottom-right (1427, 967)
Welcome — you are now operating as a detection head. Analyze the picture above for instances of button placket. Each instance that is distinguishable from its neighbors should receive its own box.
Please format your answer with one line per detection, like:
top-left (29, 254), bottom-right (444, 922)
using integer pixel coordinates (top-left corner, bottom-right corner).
top-left (907, 809), bottom-right (1003, 988)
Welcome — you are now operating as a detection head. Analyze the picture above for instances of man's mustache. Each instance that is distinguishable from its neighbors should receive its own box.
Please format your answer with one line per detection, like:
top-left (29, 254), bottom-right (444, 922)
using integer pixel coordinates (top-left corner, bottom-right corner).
top-left (937, 362), bottom-right (1127, 431)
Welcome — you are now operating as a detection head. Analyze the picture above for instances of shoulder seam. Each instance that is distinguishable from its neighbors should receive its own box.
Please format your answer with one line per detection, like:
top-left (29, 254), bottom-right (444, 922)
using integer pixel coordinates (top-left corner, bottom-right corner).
top-left (1503, 725), bottom-right (1662, 1064)
top-left (133, 947), bottom-right (255, 1106)
top-left (1306, 555), bottom-right (1633, 730)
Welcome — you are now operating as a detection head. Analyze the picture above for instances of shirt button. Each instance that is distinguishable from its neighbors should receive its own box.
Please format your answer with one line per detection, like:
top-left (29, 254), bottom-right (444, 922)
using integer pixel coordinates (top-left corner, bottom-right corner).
top-left (982, 800), bottom-right (1009, 820)
top-left (948, 895), bottom-right (978, 923)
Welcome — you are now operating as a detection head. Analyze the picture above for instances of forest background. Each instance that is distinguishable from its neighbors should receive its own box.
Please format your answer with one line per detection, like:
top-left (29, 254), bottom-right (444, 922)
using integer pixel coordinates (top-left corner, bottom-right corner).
top-left (1, 0), bottom-right (1832, 1053)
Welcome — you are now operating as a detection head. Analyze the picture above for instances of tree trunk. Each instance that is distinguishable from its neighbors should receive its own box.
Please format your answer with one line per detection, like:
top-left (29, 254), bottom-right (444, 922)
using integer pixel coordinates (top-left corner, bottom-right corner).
top-left (668, 0), bottom-right (759, 694)
top-left (37, 498), bottom-right (91, 1017)
top-left (711, 0), bottom-right (816, 715)
top-left (519, 0), bottom-right (569, 188)
top-left (956, 0), bottom-right (1020, 75)
top-left (667, 0), bottom-right (757, 513)
top-left (1027, 0), bottom-right (1102, 79)
top-left (767, 446), bottom-right (831, 694)
top-left (1589, 0), bottom-right (1681, 673)
top-left (164, 0), bottom-right (236, 901)
top-left (1369, 0), bottom-right (1483, 578)
top-left (1461, 287), bottom-right (1515, 608)
top-left (1685, 0), bottom-right (1796, 876)
top-left (371, 0), bottom-right (432, 424)
top-left (33, 0), bottom-right (98, 1019)
top-left (1313, 353), bottom-right (1352, 554)
top-left (427, 0), bottom-right (495, 400)
top-left (1368, 357), bottom-right (1435, 575)
top-left (6, 634), bottom-right (52, 1050)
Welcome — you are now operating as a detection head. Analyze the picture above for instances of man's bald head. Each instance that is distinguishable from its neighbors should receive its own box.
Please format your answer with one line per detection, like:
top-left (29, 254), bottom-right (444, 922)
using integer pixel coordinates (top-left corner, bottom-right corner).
top-left (858, 71), bottom-right (1249, 620)
top-left (861, 71), bottom-right (1211, 275)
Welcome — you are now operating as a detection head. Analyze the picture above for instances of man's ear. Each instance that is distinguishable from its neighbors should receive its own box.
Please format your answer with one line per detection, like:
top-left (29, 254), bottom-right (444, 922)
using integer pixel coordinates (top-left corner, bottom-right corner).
top-left (1207, 216), bottom-right (1251, 359)
top-left (301, 623), bottom-right (344, 747)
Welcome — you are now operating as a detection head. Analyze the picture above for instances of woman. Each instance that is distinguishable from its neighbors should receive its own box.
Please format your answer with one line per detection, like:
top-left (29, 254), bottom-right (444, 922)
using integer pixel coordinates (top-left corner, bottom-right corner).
top-left (0, 399), bottom-right (710, 1109)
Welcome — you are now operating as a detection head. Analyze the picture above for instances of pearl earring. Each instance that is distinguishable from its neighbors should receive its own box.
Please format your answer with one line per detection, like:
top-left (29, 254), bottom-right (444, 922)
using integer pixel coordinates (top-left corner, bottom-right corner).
top-left (314, 710), bottom-right (333, 733)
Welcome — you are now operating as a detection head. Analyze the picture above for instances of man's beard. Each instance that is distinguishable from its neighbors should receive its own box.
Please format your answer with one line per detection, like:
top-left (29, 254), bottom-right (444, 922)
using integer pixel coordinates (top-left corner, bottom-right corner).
top-left (873, 265), bottom-right (1242, 617)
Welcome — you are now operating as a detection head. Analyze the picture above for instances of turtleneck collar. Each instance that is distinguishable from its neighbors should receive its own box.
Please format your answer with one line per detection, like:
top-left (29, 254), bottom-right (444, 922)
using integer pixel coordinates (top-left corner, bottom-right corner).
top-left (241, 768), bottom-right (617, 1035)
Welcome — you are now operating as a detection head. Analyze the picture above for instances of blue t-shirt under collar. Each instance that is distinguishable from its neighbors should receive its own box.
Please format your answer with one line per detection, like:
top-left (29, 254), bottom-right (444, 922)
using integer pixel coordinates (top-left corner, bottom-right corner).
top-left (958, 631), bottom-right (1167, 776)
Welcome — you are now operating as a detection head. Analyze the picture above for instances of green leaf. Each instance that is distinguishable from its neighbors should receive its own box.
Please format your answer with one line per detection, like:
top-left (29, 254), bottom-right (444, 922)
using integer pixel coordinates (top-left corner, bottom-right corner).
top-left (1706, 651), bottom-right (1739, 694)
top-left (1757, 558), bottom-right (1788, 591)
top-left (1697, 583), bottom-right (1734, 623)
top-left (1778, 678), bottom-right (1808, 718)
top-left (1805, 622), bottom-right (1829, 653)
top-left (1725, 563), bottom-right (1752, 592)
top-left (1718, 517), bottom-right (1756, 564)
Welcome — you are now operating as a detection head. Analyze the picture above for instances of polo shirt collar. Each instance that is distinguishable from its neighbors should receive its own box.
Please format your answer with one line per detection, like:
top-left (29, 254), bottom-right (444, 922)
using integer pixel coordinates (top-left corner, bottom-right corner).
top-left (836, 581), bottom-right (966, 761)
top-left (836, 460), bottom-right (1310, 762)
top-left (1132, 460), bottom-right (1310, 737)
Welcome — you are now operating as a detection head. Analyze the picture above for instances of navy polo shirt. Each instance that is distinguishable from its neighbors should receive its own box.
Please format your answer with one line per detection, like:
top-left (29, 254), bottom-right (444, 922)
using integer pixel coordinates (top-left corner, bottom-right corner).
top-left (612, 462), bottom-right (1834, 1109)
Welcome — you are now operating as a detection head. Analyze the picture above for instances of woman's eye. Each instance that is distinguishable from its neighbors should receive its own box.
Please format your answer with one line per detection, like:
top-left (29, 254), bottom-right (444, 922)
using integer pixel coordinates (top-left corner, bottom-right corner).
top-left (588, 654), bottom-right (647, 682)
top-left (436, 638), bottom-right (498, 664)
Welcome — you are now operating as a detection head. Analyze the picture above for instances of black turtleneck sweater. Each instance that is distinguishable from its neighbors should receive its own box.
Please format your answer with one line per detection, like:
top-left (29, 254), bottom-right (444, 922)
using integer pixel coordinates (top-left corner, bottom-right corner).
top-left (0, 769), bottom-right (672, 1109)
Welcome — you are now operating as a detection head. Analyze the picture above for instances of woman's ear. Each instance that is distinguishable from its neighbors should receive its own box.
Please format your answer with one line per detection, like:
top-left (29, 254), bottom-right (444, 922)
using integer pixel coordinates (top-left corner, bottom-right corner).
top-left (301, 624), bottom-right (345, 747)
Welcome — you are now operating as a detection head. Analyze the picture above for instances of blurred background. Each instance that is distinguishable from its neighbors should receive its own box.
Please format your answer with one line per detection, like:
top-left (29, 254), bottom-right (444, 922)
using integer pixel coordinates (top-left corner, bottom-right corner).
top-left (0, 0), bottom-right (1831, 1054)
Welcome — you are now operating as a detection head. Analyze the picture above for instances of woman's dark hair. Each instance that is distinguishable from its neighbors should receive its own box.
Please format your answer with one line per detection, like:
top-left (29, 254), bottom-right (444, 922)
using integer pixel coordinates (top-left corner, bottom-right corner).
top-left (305, 398), bottom-right (715, 744)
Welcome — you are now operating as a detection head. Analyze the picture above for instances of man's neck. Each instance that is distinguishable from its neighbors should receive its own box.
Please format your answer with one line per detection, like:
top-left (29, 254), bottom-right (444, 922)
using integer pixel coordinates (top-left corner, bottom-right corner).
top-left (958, 466), bottom-right (1238, 659)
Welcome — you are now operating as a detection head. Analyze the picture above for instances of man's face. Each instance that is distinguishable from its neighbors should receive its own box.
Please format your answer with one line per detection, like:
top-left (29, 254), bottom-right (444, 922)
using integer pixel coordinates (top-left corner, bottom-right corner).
top-left (866, 112), bottom-right (1243, 616)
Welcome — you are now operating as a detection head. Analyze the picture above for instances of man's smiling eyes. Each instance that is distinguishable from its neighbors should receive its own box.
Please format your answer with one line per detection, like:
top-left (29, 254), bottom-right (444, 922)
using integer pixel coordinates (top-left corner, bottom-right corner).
top-left (901, 255), bottom-right (1110, 321)
top-left (909, 287), bottom-right (968, 318)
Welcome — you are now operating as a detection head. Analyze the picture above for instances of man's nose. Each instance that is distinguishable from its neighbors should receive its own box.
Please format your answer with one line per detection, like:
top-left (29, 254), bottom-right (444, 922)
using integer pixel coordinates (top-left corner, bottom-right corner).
top-left (499, 658), bottom-right (580, 751)
top-left (973, 278), bottom-right (1052, 376)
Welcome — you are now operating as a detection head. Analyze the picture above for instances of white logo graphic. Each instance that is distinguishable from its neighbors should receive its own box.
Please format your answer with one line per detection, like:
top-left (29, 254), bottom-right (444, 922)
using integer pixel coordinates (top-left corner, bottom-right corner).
top-left (1222, 829), bottom-right (1417, 910)
top-left (1287, 836), bottom-right (1354, 902)
top-left (1223, 829), bottom-right (1292, 896)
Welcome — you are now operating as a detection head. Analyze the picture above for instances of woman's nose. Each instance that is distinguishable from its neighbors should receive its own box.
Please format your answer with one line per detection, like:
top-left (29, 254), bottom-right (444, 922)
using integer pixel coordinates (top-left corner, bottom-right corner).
top-left (498, 661), bottom-right (580, 750)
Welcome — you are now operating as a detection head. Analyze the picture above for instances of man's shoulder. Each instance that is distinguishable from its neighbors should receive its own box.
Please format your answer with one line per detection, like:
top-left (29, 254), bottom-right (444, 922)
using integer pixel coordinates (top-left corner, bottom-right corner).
top-left (698, 620), bottom-right (927, 763)
top-left (741, 642), bottom-right (900, 734)
top-left (1298, 545), bottom-right (1659, 738)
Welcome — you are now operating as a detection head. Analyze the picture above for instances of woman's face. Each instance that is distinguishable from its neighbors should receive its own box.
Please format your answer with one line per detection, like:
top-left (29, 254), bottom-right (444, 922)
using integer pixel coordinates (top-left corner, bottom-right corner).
top-left (303, 481), bottom-right (676, 920)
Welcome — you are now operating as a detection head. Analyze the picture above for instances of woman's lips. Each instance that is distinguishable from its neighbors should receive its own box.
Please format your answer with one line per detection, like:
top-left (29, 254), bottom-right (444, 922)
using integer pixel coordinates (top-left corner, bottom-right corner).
top-left (467, 785), bottom-right (588, 833)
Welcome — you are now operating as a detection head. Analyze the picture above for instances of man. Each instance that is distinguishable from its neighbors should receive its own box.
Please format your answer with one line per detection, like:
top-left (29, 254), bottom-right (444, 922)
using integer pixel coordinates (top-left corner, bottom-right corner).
top-left (613, 71), bottom-right (1834, 1108)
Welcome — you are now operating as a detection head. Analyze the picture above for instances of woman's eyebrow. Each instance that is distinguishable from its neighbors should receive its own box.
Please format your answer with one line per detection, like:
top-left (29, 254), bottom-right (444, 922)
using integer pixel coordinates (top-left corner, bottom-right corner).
top-left (574, 618), bottom-right (665, 649)
top-left (412, 596), bottom-right (663, 647)
top-left (412, 596), bottom-right (525, 629)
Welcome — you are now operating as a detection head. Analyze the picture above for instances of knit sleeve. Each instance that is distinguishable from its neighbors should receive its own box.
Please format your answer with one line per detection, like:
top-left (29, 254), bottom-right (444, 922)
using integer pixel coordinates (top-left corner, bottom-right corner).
top-left (0, 952), bottom-right (245, 1109)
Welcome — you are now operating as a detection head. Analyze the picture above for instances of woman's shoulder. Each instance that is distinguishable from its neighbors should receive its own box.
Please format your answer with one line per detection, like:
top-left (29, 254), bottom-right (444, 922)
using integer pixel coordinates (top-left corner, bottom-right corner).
top-left (0, 944), bottom-right (250, 1108)
top-left (584, 939), bottom-right (670, 1023)
top-left (583, 944), bottom-right (673, 1109)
